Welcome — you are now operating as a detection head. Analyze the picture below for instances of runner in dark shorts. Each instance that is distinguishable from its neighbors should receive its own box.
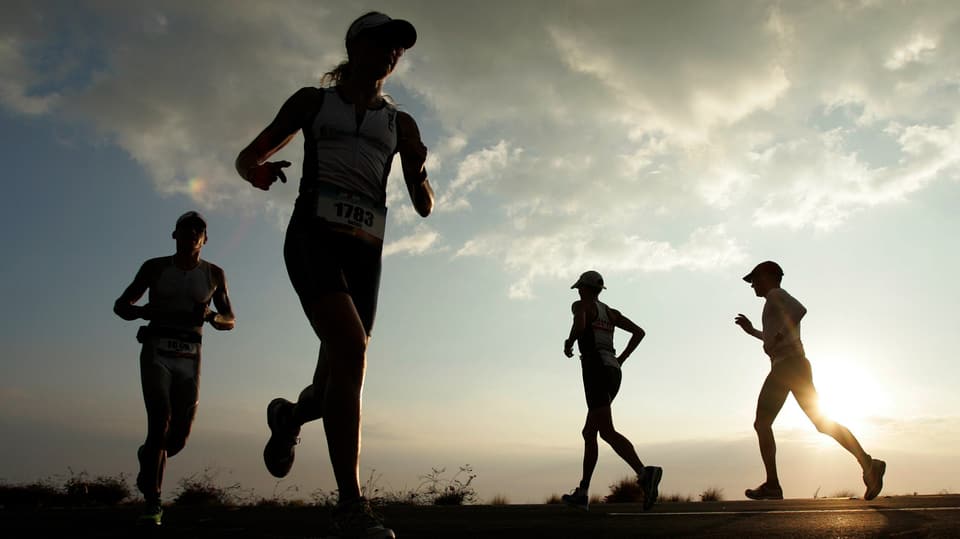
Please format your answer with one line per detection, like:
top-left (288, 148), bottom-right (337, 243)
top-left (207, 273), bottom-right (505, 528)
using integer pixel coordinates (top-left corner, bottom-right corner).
top-left (113, 211), bottom-right (235, 526)
top-left (235, 11), bottom-right (434, 539)
top-left (560, 271), bottom-right (662, 512)
top-left (735, 260), bottom-right (886, 501)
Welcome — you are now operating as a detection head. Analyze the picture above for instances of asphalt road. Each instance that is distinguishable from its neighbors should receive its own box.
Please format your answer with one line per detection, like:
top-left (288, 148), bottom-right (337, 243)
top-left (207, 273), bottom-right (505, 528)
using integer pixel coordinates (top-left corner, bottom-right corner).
top-left (3, 495), bottom-right (958, 538)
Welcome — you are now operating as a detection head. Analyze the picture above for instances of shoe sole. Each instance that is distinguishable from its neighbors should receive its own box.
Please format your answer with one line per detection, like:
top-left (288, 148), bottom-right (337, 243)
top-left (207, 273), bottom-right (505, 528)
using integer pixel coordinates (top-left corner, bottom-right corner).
top-left (561, 499), bottom-right (590, 512)
top-left (745, 490), bottom-right (783, 500)
top-left (643, 467), bottom-right (663, 511)
top-left (864, 460), bottom-right (886, 501)
top-left (264, 398), bottom-right (295, 478)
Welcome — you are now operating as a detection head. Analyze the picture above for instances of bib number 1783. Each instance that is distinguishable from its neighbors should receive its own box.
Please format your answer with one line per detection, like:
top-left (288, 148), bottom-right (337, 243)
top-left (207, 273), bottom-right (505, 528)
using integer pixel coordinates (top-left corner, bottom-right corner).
top-left (335, 202), bottom-right (374, 227)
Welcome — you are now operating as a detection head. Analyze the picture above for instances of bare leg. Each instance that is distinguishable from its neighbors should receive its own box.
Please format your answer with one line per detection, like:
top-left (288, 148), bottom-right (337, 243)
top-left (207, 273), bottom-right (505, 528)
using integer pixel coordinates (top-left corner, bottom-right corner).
top-left (291, 342), bottom-right (329, 425)
top-left (306, 292), bottom-right (368, 503)
top-left (579, 414), bottom-right (599, 490)
top-left (139, 348), bottom-right (174, 503)
top-left (755, 374), bottom-right (790, 487)
top-left (593, 405), bottom-right (645, 476)
top-left (795, 387), bottom-right (871, 469)
top-left (166, 362), bottom-right (200, 458)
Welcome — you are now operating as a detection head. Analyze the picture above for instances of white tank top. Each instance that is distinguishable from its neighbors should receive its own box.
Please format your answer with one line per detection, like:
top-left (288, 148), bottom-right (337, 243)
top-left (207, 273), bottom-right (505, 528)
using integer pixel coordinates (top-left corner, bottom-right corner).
top-left (301, 87), bottom-right (398, 205)
top-left (591, 301), bottom-right (616, 354)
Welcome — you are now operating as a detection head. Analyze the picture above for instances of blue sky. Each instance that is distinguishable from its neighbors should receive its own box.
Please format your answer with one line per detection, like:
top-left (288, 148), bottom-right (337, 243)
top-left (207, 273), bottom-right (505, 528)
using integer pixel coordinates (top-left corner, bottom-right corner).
top-left (2, 0), bottom-right (959, 503)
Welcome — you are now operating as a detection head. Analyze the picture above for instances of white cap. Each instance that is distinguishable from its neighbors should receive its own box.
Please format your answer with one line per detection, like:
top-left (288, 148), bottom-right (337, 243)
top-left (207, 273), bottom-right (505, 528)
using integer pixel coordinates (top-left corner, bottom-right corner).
top-left (571, 270), bottom-right (606, 290)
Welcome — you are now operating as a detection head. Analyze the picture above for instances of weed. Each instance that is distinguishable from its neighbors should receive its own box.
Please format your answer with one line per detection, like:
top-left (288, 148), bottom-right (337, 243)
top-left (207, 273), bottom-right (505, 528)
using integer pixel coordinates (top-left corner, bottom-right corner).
top-left (419, 465), bottom-right (478, 505)
top-left (700, 487), bottom-right (724, 502)
top-left (63, 470), bottom-right (132, 506)
top-left (605, 476), bottom-right (643, 503)
top-left (488, 493), bottom-right (510, 505)
top-left (658, 492), bottom-right (693, 503)
top-left (173, 467), bottom-right (249, 506)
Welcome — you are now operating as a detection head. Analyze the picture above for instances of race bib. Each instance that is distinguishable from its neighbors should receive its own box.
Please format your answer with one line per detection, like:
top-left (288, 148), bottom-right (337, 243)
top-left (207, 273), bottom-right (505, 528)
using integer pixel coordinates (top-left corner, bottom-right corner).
top-left (155, 338), bottom-right (199, 358)
top-left (314, 184), bottom-right (387, 244)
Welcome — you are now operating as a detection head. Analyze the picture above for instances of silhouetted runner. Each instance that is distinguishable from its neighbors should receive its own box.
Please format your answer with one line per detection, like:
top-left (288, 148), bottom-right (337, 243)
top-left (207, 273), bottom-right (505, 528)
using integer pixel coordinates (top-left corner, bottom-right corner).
top-left (735, 260), bottom-right (886, 501)
top-left (561, 271), bottom-right (662, 512)
top-left (235, 11), bottom-right (432, 539)
top-left (113, 211), bottom-right (235, 526)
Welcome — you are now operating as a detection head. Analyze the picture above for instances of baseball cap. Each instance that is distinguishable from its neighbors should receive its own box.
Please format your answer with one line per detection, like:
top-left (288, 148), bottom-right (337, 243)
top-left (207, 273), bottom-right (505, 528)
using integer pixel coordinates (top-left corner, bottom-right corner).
top-left (175, 211), bottom-right (207, 230)
top-left (743, 260), bottom-right (783, 283)
top-left (345, 12), bottom-right (417, 49)
top-left (571, 270), bottom-right (606, 290)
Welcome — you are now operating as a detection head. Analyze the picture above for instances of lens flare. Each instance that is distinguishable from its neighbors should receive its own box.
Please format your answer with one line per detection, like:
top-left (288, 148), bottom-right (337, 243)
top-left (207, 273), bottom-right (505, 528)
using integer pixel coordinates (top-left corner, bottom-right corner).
top-left (188, 177), bottom-right (207, 199)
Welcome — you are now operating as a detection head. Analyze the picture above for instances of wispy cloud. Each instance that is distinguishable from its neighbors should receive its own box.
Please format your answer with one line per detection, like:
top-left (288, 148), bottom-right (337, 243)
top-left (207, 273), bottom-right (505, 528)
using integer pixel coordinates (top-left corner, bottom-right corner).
top-left (2, 0), bottom-right (959, 296)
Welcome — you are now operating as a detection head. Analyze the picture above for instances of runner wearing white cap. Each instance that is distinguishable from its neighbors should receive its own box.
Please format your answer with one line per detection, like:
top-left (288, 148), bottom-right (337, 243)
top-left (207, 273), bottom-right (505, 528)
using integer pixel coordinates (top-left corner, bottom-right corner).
top-left (113, 211), bottom-right (235, 526)
top-left (735, 260), bottom-right (885, 501)
top-left (235, 10), bottom-right (432, 538)
top-left (561, 271), bottom-right (662, 512)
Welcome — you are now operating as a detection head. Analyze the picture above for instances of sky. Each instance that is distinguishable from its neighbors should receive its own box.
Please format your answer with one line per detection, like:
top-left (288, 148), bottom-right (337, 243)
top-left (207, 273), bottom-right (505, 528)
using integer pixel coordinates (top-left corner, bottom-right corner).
top-left (1, 0), bottom-right (959, 504)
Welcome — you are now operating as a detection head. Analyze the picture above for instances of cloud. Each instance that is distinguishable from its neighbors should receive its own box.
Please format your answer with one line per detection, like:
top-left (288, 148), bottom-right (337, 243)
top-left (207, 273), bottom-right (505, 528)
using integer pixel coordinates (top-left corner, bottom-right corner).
top-left (383, 223), bottom-right (441, 257)
top-left (3, 0), bottom-right (959, 296)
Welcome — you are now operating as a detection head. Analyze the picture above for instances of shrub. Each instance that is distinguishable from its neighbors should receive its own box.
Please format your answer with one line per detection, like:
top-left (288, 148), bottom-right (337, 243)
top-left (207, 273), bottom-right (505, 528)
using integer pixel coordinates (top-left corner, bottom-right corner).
top-left (699, 487), bottom-right (724, 502)
top-left (254, 482), bottom-right (304, 508)
top-left (605, 476), bottom-right (643, 503)
top-left (830, 489), bottom-right (857, 498)
top-left (545, 493), bottom-right (562, 504)
top-left (0, 479), bottom-right (64, 507)
top-left (173, 468), bottom-right (248, 506)
top-left (63, 470), bottom-right (132, 506)
top-left (418, 465), bottom-right (477, 506)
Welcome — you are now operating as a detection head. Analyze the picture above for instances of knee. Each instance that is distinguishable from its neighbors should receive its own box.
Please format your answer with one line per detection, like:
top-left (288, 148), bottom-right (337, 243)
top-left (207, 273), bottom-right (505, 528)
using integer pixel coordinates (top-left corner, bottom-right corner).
top-left (327, 338), bottom-right (367, 381)
top-left (754, 418), bottom-right (773, 434)
top-left (146, 414), bottom-right (172, 446)
top-left (166, 431), bottom-right (189, 456)
top-left (581, 426), bottom-right (598, 441)
top-left (598, 426), bottom-right (618, 442)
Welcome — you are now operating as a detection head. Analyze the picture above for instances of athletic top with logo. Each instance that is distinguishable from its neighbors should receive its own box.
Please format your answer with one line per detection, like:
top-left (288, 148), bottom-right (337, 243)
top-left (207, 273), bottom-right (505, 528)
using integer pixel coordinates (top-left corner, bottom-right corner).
top-left (577, 301), bottom-right (620, 369)
top-left (147, 257), bottom-right (217, 336)
top-left (762, 287), bottom-right (807, 363)
top-left (300, 87), bottom-right (399, 205)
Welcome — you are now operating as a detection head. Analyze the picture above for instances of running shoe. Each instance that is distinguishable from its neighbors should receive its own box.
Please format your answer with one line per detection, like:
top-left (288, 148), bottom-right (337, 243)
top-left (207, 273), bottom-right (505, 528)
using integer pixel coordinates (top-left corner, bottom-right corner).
top-left (264, 398), bottom-right (300, 478)
top-left (137, 501), bottom-right (163, 527)
top-left (327, 497), bottom-right (395, 539)
top-left (641, 466), bottom-right (663, 511)
top-left (863, 458), bottom-right (886, 501)
top-left (745, 482), bottom-right (783, 500)
top-left (560, 486), bottom-right (589, 511)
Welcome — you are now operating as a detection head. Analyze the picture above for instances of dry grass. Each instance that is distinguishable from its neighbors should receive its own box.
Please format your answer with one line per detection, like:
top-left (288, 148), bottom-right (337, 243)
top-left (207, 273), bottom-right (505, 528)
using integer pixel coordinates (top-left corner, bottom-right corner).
top-left (488, 494), bottom-right (510, 505)
top-left (699, 487), bottom-right (724, 502)
top-left (658, 492), bottom-right (694, 503)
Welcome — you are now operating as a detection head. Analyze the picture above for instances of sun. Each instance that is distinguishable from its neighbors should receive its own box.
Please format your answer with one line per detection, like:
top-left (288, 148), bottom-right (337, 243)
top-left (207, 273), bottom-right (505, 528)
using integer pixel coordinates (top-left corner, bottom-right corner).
top-left (813, 357), bottom-right (890, 439)
top-left (777, 355), bottom-right (891, 440)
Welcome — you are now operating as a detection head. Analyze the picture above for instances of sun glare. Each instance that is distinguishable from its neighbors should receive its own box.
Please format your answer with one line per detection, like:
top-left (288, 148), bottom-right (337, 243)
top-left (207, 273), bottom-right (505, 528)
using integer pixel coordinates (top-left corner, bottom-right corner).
top-left (777, 356), bottom-right (891, 441)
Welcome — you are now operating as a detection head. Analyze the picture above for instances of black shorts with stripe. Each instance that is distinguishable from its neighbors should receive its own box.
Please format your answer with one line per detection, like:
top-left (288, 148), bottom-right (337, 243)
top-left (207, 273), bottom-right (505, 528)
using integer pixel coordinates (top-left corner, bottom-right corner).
top-left (284, 196), bottom-right (383, 335)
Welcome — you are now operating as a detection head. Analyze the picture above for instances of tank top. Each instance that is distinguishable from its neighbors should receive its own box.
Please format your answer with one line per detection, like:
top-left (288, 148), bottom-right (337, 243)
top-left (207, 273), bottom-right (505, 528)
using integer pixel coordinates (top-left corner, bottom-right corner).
top-left (578, 301), bottom-right (619, 368)
top-left (148, 257), bottom-right (216, 335)
top-left (300, 87), bottom-right (399, 205)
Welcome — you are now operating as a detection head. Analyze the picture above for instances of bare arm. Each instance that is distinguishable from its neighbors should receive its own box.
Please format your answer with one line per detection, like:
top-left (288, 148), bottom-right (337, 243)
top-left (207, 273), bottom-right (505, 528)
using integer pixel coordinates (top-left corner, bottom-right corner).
top-left (235, 87), bottom-right (320, 190)
top-left (734, 313), bottom-right (763, 340)
top-left (612, 309), bottom-right (645, 366)
top-left (205, 264), bottom-right (236, 331)
top-left (563, 301), bottom-right (587, 358)
top-left (113, 261), bottom-right (155, 321)
top-left (396, 111), bottom-right (434, 217)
